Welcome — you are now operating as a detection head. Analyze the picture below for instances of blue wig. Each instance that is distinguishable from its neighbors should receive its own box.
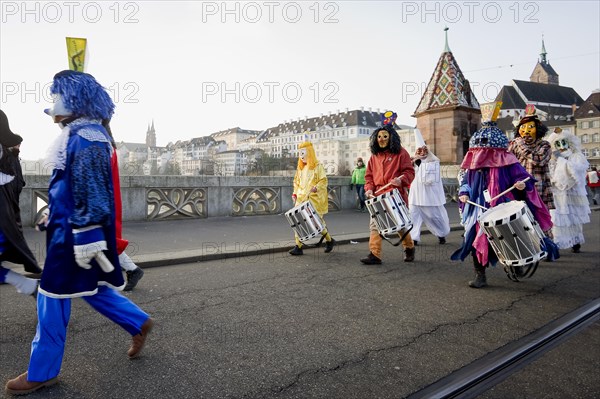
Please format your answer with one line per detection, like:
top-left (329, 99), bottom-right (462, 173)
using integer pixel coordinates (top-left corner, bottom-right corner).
top-left (50, 70), bottom-right (115, 120)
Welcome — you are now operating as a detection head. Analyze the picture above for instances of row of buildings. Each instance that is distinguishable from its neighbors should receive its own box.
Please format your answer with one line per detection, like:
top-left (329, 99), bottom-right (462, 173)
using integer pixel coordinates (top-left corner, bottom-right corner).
top-left (117, 34), bottom-right (600, 176)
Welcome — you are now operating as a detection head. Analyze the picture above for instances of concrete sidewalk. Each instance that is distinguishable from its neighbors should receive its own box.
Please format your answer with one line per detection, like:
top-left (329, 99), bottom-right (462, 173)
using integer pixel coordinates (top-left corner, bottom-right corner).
top-left (23, 203), bottom-right (466, 268)
top-left (22, 202), bottom-right (599, 269)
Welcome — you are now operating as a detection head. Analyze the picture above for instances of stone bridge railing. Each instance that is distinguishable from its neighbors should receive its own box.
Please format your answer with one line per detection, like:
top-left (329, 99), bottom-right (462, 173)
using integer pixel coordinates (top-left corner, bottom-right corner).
top-left (19, 175), bottom-right (459, 226)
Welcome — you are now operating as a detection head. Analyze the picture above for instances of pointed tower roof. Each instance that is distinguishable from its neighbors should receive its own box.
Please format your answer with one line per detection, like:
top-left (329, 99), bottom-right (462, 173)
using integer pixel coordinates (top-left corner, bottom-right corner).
top-left (413, 28), bottom-right (479, 116)
top-left (540, 35), bottom-right (547, 63)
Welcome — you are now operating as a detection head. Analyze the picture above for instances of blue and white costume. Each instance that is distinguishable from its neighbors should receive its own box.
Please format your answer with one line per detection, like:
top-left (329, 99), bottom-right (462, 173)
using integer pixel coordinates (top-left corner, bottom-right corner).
top-left (24, 70), bottom-right (150, 383)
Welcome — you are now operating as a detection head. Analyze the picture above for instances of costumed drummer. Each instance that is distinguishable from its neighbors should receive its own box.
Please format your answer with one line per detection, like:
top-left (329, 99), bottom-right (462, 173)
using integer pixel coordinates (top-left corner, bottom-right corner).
top-left (509, 104), bottom-right (554, 211)
top-left (288, 139), bottom-right (335, 255)
top-left (0, 110), bottom-right (41, 297)
top-left (547, 127), bottom-right (591, 253)
top-left (5, 71), bottom-right (154, 395)
top-left (408, 128), bottom-right (450, 246)
top-left (361, 111), bottom-right (416, 265)
top-left (451, 102), bottom-right (553, 288)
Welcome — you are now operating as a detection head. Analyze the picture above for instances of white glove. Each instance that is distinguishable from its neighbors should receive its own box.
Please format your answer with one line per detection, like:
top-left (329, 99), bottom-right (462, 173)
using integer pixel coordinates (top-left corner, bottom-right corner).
top-left (74, 241), bottom-right (108, 269)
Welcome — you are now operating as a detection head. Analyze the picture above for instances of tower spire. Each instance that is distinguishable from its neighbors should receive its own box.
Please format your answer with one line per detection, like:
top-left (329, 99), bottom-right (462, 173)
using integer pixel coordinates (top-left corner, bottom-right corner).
top-left (540, 34), bottom-right (547, 63)
top-left (443, 26), bottom-right (451, 53)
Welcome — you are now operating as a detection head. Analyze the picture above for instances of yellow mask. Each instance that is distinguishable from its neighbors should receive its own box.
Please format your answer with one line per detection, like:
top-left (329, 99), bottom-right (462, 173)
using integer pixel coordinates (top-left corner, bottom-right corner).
top-left (519, 121), bottom-right (537, 143)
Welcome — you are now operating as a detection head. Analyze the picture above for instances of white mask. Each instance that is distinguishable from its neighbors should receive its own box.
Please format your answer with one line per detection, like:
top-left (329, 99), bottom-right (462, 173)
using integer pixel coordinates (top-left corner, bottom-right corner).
top-left (299, 148), bottom-right (307, 164)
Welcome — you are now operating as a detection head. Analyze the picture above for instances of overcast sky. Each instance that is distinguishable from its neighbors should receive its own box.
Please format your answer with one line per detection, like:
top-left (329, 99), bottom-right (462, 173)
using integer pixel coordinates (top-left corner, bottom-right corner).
top-left (1, 0), bottom-right (599, 160)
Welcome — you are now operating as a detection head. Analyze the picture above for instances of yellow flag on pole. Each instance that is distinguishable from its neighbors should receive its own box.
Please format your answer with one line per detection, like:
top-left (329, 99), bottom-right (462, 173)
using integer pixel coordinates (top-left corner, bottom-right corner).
top-left (66, 37), bottom-right (87, 72)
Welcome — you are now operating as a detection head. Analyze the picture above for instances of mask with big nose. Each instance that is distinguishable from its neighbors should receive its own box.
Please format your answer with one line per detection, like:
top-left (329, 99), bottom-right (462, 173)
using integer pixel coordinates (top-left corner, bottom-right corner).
top-left (519, 121), bottom-right (537, 144)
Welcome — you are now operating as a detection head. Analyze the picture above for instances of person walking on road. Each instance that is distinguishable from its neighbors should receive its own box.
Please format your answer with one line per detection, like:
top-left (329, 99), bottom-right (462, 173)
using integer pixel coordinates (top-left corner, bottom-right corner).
top-left (408, 129), bottom-right (450, 246)
top-left (102, 119), bottom-right (144, 291)
top-left (586, 166), bottom-right (600, 205)
top-left (451, 102), bottom-right (552, 288)
top-left (547, 128), bottom-right (591, 253)
top-left (288, 138), bottom-right (335, 255)
top-left (360, 111), bottom-right (416, 265)
top-left (5, 71), bottom-right (153, 396)
top-left (0, 109), bottom-right (41, 297)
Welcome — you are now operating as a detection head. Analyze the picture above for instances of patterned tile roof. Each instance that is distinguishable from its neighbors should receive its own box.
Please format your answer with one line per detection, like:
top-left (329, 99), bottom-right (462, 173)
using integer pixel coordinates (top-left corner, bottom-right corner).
top-left (414, 51), bottom-right (479, 115)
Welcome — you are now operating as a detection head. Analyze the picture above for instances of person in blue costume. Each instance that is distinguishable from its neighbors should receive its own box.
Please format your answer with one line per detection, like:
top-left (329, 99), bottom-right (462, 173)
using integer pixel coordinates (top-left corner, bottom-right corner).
top-left (451, 102), bottom-right (553, 288)
top-left (5, 71), bottom-right (154, 396)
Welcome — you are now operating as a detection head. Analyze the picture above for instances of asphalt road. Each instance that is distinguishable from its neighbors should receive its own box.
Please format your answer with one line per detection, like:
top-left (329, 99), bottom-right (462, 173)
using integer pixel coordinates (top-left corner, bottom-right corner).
top-left (1, 213), bottom-right (599, 398)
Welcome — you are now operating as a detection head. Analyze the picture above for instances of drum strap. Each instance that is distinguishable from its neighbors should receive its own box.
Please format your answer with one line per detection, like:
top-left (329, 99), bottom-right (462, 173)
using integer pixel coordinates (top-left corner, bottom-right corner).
top-left (380, 225), bottom-right (413, 247)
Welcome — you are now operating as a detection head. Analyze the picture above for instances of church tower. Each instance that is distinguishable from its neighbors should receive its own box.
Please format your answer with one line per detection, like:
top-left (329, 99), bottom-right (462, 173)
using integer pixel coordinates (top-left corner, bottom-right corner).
top-left (413, 28), bottom-right (481, 163)
top-left (146, 120), bottom-right (156, 147)
top-left (530, 37), bottom-right (559, 85)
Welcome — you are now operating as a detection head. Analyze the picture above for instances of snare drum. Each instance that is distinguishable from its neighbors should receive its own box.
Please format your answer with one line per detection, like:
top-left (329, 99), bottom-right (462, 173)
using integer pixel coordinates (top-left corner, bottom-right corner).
top-left (478, 201), bottom-right (547, 267)
top-left (365, 189), bottom-right (412, 236)
top-left (284, 201), bottom-right (324, 242)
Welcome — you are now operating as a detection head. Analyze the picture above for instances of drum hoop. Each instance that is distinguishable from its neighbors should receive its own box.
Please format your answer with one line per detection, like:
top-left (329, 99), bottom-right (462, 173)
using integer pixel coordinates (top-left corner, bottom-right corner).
top-left (481, 201), bottom-right (527, 227)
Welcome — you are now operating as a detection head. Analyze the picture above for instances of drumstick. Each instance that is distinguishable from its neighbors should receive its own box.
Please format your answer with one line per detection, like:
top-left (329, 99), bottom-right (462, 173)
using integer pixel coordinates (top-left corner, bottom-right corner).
top-left (95, 252), bottom-right (115, 273)
top-left (489, 177), bottom-right (531, 203)
top-left (375, 176), bottom-right (401, 195)
top-left (375, 182), bottom-right (393, 195)
top-left (466, 200), bottom-right (488, 210)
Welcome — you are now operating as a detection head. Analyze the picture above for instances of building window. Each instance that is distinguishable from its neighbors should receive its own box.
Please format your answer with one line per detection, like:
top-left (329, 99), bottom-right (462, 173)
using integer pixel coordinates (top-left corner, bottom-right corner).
top-left (593, 120), bottom-right (600, 128)
top-left (594, 133), bottom-right (600, 143)
top-left (582, 148), bottom-right (589, 157)
top-left (594, 148), bottom-right (600, 157)
top-left (582, 121), bottom-right (590, 129)
top-left (582, 134), bottom-right (589, 144)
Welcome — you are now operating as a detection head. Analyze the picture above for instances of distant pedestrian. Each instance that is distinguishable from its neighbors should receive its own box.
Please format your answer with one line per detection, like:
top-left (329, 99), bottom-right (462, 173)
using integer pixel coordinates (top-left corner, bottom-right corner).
top-left (350, 157), bottom-right (367, 212)
top-left (5, 70), bottom-right (153, 395)
top-left (408, 129), bottom-right (450, 246)
top-left (0, 109), bottom-right (41, 297)
top-left (586, 166), bottom-right (599, 205)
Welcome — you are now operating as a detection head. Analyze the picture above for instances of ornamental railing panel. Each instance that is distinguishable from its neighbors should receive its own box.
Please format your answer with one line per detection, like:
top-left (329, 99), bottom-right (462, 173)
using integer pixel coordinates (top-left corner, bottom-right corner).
top-left (232, 187), bottom-right (280, 216)
top-left (328, 186), bottom-right (341, 211)
top-left (147, 188), bottom-right (207, 220)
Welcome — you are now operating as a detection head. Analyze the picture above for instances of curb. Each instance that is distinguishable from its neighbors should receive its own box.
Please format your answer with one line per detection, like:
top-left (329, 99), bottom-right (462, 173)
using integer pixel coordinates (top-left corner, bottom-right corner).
top-left (134, 224), bottom-right (466, 268)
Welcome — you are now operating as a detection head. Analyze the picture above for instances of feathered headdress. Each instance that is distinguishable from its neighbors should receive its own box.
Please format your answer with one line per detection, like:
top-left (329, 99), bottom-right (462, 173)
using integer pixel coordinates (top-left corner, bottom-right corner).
top-left (46, 70), bottom-right (114, 120)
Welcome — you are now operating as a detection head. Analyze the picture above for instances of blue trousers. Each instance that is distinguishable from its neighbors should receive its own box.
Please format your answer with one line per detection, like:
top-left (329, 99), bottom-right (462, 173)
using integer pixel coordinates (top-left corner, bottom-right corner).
top-left (27, 286), bottom-right (149, 382)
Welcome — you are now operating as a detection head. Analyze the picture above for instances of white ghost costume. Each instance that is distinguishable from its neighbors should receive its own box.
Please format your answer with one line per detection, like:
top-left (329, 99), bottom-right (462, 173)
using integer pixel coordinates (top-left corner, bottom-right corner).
top-left (547, 130), bottom-right (590, 249)
top-left (408, 129), bottom-right (451, 242)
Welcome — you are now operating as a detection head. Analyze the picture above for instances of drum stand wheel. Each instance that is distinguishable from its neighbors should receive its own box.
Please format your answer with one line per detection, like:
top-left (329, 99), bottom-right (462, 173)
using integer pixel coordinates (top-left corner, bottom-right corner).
top-left (504, 261), bottom-right (539, 282)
